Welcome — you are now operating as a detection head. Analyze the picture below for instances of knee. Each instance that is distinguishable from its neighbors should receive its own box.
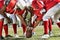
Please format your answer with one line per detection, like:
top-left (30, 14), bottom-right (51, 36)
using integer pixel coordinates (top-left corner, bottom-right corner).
top-left (43, 16), bottom-right (48, 21)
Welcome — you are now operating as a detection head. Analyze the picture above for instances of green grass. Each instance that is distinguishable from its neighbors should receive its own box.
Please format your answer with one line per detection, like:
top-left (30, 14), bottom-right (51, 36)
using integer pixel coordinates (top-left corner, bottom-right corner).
top-left (2, 25), bottom-right (60, 40)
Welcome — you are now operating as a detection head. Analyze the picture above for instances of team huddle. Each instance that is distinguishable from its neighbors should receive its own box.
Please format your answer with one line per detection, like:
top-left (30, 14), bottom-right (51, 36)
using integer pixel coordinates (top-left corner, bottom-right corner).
top-left (0, 0), bottom-right (60, 39)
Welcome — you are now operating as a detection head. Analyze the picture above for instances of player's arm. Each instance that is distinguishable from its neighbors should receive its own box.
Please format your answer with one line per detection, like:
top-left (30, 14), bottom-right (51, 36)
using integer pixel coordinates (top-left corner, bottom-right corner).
top-left (0, 0), bottom-right (12, 23)
top-left (0, 5), bottom-right (12, 23)
top-left (0, 5), bottom-right (8, 18)
top-left (33, 14), bottom-right (43, 28)
top-left (33, 8), bottom-right (46, 28)
top-left (17, 14), bottom-right (27, 27)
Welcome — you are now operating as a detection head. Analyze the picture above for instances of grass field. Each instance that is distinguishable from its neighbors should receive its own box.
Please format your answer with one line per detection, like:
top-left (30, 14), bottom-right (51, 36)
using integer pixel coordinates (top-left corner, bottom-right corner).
top-left (2, 25), bottom-right (60, 40)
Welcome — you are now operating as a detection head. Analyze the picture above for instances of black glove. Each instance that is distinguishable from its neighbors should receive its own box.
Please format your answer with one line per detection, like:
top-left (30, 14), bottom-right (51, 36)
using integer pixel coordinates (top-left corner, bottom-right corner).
top-left (5, 0), bottom-right (10, 6)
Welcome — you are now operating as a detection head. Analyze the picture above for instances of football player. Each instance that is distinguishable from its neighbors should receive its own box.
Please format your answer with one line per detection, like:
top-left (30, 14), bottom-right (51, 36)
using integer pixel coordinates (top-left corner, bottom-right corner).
top-left (41, 0), bottom-right (60, 38)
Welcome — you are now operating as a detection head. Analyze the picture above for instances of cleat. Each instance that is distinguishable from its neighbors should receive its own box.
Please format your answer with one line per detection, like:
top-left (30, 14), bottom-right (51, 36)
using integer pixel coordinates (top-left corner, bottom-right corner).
top-left (0, 36), bottom-right (4, 40)
top-left (49, 31), bottom-right (53, 36)
top-left (14, 34), bottom-right (19, 38)
top-left (23, 32), bottom-right (26, 37)
top-left (41, 34), bottom-right (49, 38)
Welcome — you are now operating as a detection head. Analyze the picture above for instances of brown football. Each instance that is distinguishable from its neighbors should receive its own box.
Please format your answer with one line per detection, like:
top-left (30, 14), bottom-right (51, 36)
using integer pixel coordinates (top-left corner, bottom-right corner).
top-left (26, 29), bottom-right (32, 38)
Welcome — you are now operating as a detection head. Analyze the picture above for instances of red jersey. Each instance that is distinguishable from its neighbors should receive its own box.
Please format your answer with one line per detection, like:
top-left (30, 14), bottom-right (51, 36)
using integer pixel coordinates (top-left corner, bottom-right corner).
top-left (31, 0), bottom-right (43, 11)
top-left (54, 0), bottom-right (60, 2)
top-left (15, 9), bottom-right (25, 15)
top-left (42, 0), bottom-right (58, 10)
top-left (0, 0), bottom-right (4, 9)
top-left (6, 0), bottom-right (17, 14)
top-left (31, 0), bottom-right (43, 16)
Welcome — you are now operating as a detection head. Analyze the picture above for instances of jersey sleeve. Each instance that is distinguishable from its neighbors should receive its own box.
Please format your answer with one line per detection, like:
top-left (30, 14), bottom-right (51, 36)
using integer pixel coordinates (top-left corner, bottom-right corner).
top-left (54, 0), bottom-right (60, 2)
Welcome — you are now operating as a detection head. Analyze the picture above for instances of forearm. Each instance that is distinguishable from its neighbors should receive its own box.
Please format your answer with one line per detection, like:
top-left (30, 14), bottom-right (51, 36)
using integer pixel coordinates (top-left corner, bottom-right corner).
top-left (0, 5), bottom-right (6, 13)
top-left (0, 5), bottom-right (10, 19)
top-left (33, 20), bottom-right (40, 28)
top-left (33, 14), bottom-right (44, 28)
top-left (17, 14), bottom-right (27, 27)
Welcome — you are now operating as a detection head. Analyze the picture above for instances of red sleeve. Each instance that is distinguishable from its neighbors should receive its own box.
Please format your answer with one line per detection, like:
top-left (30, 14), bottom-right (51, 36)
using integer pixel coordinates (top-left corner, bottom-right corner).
top-left (15, 9), bottom-right (25, 15)
top-left (6, 0), bottom-right (17, 13)
top-left (6, 7), bottom-right (14, 14)
top-left (54, 0), bottom-right (60, 2)
top-left (31, 1), bottom-right (43, 10)
top-left (36, 13), bottom-right (43, 21)
top-left (37, 1), bottom-right (43, 10)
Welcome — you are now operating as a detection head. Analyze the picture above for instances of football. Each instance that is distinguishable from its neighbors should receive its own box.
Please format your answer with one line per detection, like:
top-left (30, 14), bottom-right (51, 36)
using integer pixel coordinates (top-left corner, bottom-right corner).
top-left (26, 27), bottom-right (33, 38)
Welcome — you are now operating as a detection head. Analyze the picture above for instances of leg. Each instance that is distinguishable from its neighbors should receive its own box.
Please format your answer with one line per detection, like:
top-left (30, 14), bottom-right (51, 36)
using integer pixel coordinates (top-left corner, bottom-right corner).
top-left (3, 14), bottom-right (13, 37)
top-left (9, 14), bottom-right (18, 38)
top-left (42, 4), bottom-right (60, 38)
top-left (48, 19), bottom-right (53, 36)
top-left (0, 14), bottom-right (4, 39)
top-left (4, 24), bottom-right (8, 37)
top-left (49, 19), bottom-right (52, 31)
top-left (22, 24), bottom-right (26, 34)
